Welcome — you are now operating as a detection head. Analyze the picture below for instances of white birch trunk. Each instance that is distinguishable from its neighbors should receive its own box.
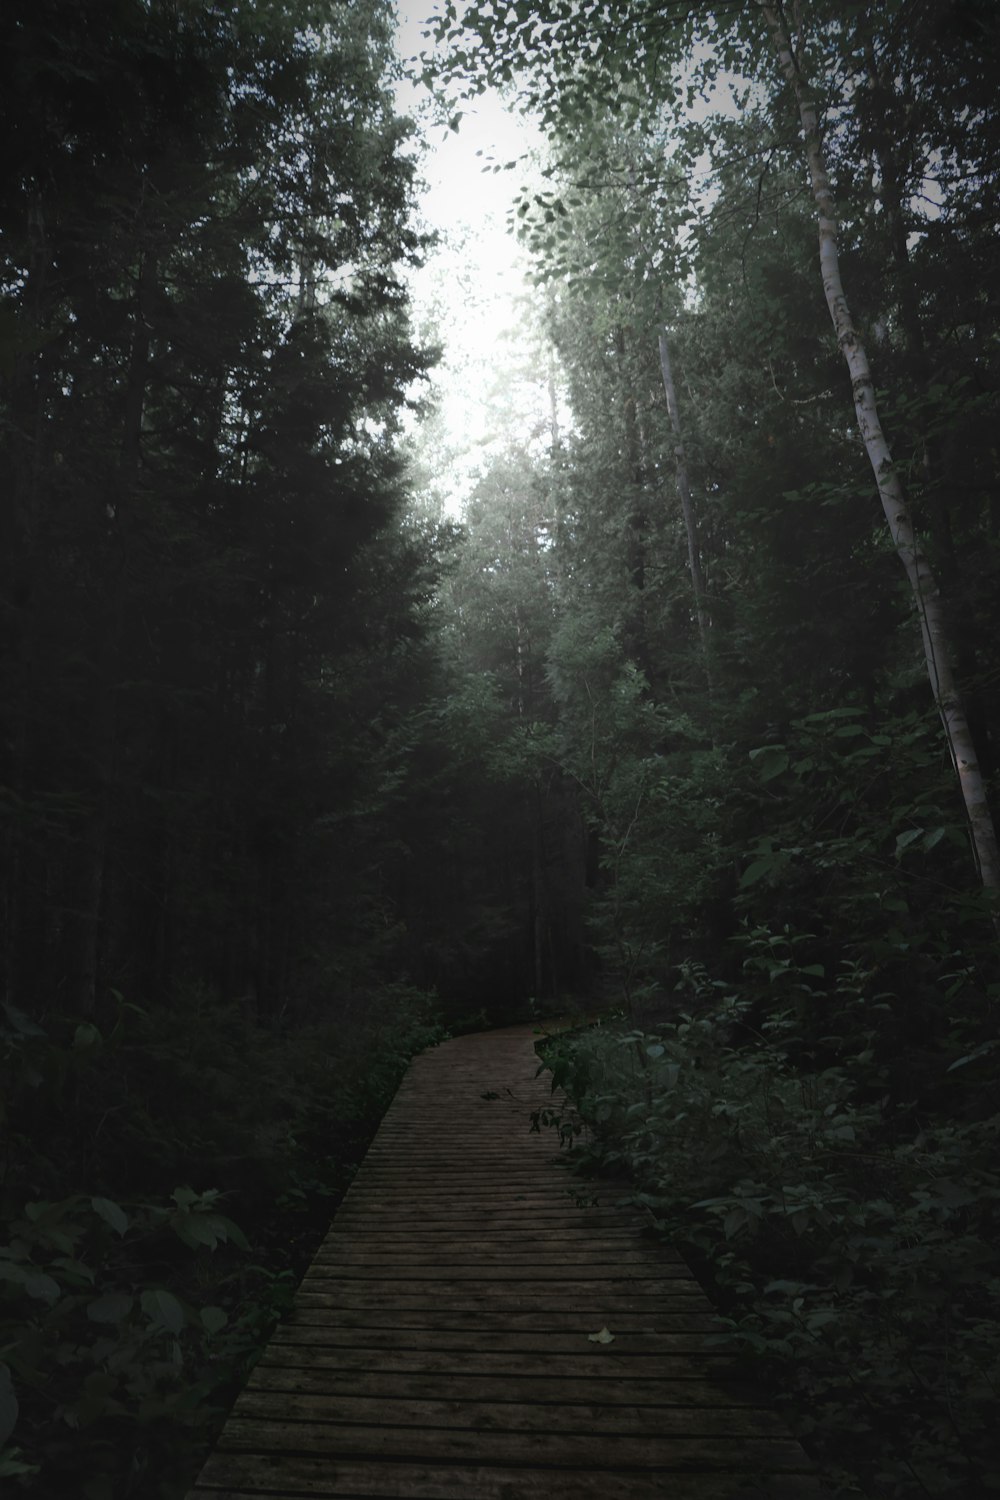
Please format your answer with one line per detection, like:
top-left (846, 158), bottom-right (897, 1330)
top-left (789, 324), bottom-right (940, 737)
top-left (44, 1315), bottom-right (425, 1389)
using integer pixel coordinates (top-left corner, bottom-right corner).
top-left (762, 2), bottom-right (1000, 895)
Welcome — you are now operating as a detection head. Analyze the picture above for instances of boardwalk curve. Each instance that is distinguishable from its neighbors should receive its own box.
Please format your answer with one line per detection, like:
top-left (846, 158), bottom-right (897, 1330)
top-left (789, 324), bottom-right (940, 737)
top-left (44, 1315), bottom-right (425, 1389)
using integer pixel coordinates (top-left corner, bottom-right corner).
top-left (188, 1024), bottom-right (825, 1498)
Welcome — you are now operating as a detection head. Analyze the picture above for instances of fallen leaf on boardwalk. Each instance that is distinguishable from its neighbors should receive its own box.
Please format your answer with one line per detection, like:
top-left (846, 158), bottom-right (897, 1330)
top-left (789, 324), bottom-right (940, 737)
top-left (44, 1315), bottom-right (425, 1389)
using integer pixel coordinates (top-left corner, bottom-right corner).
top-left (587, 1326), bottom-right (615, 1344)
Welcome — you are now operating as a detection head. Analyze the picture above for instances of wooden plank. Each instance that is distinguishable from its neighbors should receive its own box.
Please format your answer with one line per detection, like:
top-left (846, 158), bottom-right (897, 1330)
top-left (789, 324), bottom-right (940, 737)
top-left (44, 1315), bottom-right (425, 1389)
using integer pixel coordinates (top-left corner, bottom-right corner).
top-left (258, 1342), bottom-right (732, 1372)
top-left (303, 1261), bottom-right (697, 1280)
top-left (314, 1231), bottom-right (653, 1253)
top-left (358, 1153), bottom-right (564, 1163)
top-left (246, 1367), bottom-right (765, 1406)
top-left (215, 1416), bottom-right (808, 1469)
top-left (341, 1195), bottom-right (600, 1210)
top-left (274, 1326), bottom-right (728, 1350)
top-left (192, 1454), bottom-right (829, 1498)
top-left (292, 1291), bottom-right (715, 1313)
top-left (298, 1273), bottom-right (704, 1293)
top-left (352, 1157), bottom-right (565, 1169)
top-left (230, 1389), bottom-right (788, 1436)
top-left (327, 1214), bottom-right (647, 1232)
top-left (273, 1341), bottom-right (734, 1377)
top-left (309, 1248), bottom-right (683, 1267)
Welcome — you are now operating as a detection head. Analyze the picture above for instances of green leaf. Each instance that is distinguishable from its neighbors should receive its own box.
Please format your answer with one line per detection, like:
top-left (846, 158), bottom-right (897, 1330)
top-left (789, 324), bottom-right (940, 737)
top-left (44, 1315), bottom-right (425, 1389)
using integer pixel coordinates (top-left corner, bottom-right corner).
top-left (947, 1039), bottom-right (1000, 1072)
top-left (174, 1210), bottom-right (248, 1252)
top-left (0, 1260), bottom-right (61, 1303)
top-left (215, 1215), bottom-right (250, 1251)
top-left (200, 1306), bottom-right (228, 1334)
top-left (87, 1291), bottom-right (134, 1324)
top-left (140, 1288), bottom-right (185, 1337)
top-left (172, 1215), bottom-right (216, 1250)
top-left (894, 828), bottom-right (923, 854)
top-left (587, 1326), bottom-right (615, 1343)
top-left (747, 745), bottom-right (790, 781)
top-left (645, 1043), bottom-right (665, 1059)
top-left (0, 1454), bottom-right (39, 1479)
top-left (52, 1256), bottom-right (95, 1285)
top-left (91, 1197), bottom-right (128, 1236)
top-left (2, 1003), bottom-right (45, 1038)
top-left (723, 1208), bottom-right (746, 1238)
top-left (740, 853), bottom-right (784, 888)
top-left (24, 1272), bottom-right (59, 1303)
top-left (802, 707), bottom-right (863, 722)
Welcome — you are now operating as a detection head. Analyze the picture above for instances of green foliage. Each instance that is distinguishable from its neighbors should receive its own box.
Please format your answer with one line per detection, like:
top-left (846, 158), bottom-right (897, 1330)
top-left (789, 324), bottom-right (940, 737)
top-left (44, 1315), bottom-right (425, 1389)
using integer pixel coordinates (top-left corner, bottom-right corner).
top-left (0, 0), bottom-right (438, 1026)
top-left (0, 974), bottom-right (443, 1495)
top-left (540, 949), bottom-right (1000, 1499)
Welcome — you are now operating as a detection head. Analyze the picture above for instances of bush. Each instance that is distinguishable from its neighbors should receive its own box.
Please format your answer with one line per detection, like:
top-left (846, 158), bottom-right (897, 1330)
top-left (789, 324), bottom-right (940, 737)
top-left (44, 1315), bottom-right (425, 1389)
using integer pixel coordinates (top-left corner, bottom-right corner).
top-left (540, 943), bottom-right (1000, 1500)
top-left (0, 982), bottom-right (444, 1497)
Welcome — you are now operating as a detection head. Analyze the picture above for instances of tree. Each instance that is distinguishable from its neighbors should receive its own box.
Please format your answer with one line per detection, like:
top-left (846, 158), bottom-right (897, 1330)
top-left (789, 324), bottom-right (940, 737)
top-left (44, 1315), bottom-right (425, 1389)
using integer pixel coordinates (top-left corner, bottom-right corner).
top-left (760, 1), bottom-right (999, 894)
top-left (0, 0), bottom-right (435, 1022)
top-left (424, 0), bottom-right (1000, 904)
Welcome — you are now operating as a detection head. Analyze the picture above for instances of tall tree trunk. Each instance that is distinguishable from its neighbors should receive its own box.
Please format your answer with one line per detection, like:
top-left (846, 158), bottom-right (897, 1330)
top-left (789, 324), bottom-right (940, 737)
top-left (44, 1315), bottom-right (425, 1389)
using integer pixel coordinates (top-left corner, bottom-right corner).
top-left (615, 327), bottom-right (649, 674)
top-left (547, 343), bottom-right (561, 452)
top-left (657, 328), bottom-right (712, 681)
top-left (68, 668), bottom-right (116, 1016)
top-left (762, 1), bottom-right (1000, 896)
top-left (860, 37), bottom-right (992, 775)
top-left (860, 37), bottom-right (959, 577)
top-left (531, 788), bottom-right (546, 999)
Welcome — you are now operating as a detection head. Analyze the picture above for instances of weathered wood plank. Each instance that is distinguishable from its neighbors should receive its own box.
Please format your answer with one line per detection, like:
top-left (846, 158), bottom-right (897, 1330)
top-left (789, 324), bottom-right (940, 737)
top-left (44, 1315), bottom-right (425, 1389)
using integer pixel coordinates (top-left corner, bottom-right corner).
top-left (314, 1231), bottom-right (653, 1253)
top-left (191, 1454), bottom-right (829, 1499)
top-left (256, 1344), bottom-right (733, 1375)
top-left (284, 1308), bottom-right (721, 1337)
top-left (301, 1271), bottom-right (698, 1290)
top-left (230, 1390), bottom-right (786, 1435)
top-left (265, 1338), bottom-right (734, 1374)
top-left (292, 1291), bottom-right (715, 1314)
top-left (216, 1416), bottom-right (808, 1469)
top-left (305, 1257), bottom-right (692, 1277)
top-left (327, 1213), bottom-right (642, 1231)
top-left (298, 1274), bottom-right (705, 1295)
top-left (246, 1366), bottom-right (765, 1406)
top-left (278, 1313), bottom-right (724, 1338)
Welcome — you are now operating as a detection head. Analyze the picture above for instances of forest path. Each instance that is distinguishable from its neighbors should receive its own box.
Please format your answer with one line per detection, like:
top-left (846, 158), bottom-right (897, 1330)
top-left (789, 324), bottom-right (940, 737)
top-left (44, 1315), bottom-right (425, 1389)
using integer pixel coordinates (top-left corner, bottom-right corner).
top-left (187, 1024), bottom-right (826, 1499)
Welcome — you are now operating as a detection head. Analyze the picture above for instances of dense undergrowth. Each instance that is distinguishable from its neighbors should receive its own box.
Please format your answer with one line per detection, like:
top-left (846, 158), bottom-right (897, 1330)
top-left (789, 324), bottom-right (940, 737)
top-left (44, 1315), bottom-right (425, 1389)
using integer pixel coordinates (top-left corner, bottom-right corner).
top-left (538, 933), bottom-right (1000, 1500)
top-left (0, 983), bottom-right (444, 1497)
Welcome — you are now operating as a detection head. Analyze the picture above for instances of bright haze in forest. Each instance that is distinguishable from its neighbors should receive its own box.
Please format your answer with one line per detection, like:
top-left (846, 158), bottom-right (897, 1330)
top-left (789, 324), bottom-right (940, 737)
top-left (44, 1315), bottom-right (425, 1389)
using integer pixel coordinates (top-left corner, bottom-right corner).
top-left (389, 11), bottom-right (751, 517)
top-left (393, 5), bottom-right (546, 515)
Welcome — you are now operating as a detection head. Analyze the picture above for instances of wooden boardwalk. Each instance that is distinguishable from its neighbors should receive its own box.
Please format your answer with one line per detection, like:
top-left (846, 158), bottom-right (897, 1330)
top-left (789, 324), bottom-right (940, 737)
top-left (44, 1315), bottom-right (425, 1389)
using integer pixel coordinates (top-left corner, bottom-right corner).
top-left (188, 1025), bottom-right (827, 1499)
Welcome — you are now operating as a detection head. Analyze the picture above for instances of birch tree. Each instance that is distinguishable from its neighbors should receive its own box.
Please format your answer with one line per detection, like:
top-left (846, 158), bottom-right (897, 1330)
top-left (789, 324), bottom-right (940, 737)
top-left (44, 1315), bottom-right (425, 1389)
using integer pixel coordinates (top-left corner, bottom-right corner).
top-left (759, 1), bottom-right (999, 895)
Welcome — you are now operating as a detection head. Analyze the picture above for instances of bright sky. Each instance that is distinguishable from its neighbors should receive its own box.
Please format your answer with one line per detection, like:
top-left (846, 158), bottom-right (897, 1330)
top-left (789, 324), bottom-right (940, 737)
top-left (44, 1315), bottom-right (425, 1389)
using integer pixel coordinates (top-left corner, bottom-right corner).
top-left (392, 6), bottom-right (547, 516)
top-left (387, 13), bottom-right (756, 519)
